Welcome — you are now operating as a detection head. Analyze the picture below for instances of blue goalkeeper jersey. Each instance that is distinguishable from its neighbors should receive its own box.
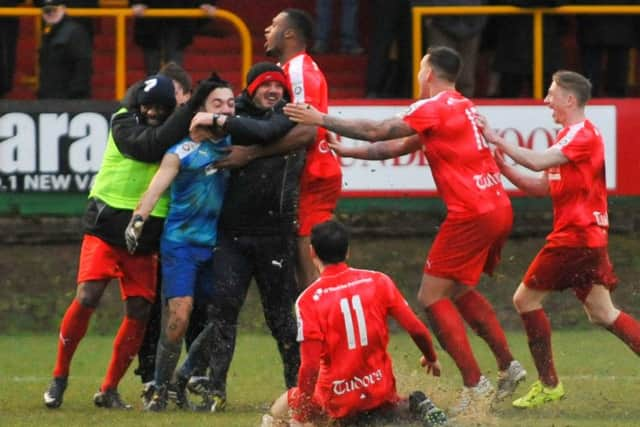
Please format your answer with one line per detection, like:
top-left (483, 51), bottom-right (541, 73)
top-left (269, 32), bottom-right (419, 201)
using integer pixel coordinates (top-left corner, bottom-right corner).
top-left (161, 136), bottom-right (231, 247)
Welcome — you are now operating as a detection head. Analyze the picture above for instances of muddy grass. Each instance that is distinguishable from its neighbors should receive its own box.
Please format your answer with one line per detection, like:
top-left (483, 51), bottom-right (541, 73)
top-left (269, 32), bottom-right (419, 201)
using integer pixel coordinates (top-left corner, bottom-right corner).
top-left (2, 233), bottom-right (639, 334)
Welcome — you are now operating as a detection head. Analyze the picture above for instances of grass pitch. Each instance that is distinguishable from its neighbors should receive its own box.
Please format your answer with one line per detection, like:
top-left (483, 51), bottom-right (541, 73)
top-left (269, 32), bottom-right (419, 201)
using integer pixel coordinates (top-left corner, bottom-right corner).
top-left (1, 331), bottom-right (638, 427)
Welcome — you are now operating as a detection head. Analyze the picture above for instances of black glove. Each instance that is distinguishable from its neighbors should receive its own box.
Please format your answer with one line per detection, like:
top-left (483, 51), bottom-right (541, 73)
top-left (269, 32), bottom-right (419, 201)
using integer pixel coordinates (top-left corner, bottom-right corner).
top-left (125, 214), bottom-right (145, 254)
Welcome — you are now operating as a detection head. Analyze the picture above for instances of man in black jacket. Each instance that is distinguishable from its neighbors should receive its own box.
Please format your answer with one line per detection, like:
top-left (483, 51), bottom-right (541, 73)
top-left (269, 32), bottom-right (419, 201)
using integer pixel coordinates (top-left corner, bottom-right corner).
top-left (43, 74), bottom-right (203, 410)
top-left (37, 0), bottom-right (92, 99)
top-left (172, 63), bottom-right (316, 412)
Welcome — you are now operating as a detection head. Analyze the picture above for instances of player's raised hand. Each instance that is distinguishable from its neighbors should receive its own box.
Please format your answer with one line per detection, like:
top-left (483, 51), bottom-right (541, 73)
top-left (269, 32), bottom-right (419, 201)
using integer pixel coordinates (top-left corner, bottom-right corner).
top-left (420, 356), bottom-right (441, 377)
top-left (190, 112), bottom-right (214, 131)
top-left (131, 4), bottom-right (147, 16)
top-left (283, 103), bottom-right (323, 126)
top-left (125, 214), bottom-right (145, 254)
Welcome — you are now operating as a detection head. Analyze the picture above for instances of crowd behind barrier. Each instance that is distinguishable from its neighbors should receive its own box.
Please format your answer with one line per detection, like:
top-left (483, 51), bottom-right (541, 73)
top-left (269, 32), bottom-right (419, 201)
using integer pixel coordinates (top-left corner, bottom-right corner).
top-left (1, 2), bottom-right (640, 100)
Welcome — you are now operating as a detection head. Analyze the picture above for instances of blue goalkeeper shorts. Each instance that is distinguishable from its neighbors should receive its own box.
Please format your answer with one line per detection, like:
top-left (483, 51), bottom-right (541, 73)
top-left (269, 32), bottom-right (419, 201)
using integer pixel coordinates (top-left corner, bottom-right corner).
top-left (160, 239), bottom-right (215, 303)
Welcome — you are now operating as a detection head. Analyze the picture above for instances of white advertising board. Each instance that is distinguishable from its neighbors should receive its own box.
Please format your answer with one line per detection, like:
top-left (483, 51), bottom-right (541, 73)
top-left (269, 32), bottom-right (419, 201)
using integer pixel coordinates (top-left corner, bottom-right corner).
top-left (329, 104), bottom-right (617, 195)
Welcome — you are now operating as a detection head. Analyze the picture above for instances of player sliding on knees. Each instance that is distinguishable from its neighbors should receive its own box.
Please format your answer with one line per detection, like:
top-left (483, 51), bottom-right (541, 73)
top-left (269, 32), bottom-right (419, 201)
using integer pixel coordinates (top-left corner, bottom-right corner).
top-left (262, 220), bottom-right (448, 427)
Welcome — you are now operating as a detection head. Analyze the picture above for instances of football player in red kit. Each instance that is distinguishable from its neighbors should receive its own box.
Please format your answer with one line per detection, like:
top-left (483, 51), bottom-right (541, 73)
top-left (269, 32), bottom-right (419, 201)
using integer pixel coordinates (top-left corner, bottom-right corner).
top-left (478, 70), bottom-right (640, 409)
top-left (285, 46), bottom-right (526, 416)
top-left (262, 220), bottom-right (447, 427)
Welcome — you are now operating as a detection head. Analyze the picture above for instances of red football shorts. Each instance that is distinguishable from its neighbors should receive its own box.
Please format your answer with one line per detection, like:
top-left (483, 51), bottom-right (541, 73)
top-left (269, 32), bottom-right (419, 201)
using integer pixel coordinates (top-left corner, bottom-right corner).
top-left (297, 176), bottom-right (341, 236)
top-left (287, 387), bottom-right (401, 424)
top-left (77, 234), bottom-right (158, 302)
top-left (523, 245), bottom-right (618, 302)
top-left (424, 206), bottom-right (513, 286)
top-left (288, 387), bottom-right (325, 423)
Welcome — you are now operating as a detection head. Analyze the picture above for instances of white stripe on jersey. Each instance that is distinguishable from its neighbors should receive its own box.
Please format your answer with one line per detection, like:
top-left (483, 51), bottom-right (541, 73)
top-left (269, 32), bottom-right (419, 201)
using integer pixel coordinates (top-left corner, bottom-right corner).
top-left (557, 121), bottom-right (585, 149)
top-left (288, 55), bottom-right (306, 103)
top-left (295, 302), bottom-right (304, 342)
top-left (174, 141), bottom-right (199, 159)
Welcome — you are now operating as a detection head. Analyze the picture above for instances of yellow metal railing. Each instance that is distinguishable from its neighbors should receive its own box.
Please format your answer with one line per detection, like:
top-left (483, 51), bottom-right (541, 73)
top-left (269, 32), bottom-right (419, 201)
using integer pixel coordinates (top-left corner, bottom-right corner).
top-left (412, 5), bottom-right (640, 99)
top-left (0, 7), bottom-right (252, 99)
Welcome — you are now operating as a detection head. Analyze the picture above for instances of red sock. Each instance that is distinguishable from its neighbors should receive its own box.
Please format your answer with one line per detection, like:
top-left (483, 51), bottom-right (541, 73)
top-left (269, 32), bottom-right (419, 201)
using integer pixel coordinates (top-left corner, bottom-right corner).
top-left (521, 309), bottom-right (558, 387)
top-left (100, 316), bottom-right (146, 391)
top-left (426, 299), bottom-right (481, 387)
top-left (53, 299), bottom-right (94, 378)
top-left (455, 290), bottom-right (513, 371)
top-left (607, 312), bottom-right (640, 355)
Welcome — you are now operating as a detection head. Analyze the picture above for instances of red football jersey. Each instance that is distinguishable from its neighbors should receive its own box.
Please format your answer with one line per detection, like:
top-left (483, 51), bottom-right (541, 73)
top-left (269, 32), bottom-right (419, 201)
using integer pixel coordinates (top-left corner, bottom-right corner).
top-left (402, 90), bottom-right (511, 219)
top-left (295, 263), bottom-right (432, 419)
top-left (281, 53), bottom-right (342, 185)
top-left (546, 120), bottom-right (609, 247)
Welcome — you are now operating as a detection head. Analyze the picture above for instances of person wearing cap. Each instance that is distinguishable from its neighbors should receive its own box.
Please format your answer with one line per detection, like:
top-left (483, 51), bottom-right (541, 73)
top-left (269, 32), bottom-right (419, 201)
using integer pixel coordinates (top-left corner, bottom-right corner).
top-left (37, 0), bottom-right (92, 99)
top-left (170, 62), bottom-right (316, 412)
top-left (42, 74), bottom-right (204, 410)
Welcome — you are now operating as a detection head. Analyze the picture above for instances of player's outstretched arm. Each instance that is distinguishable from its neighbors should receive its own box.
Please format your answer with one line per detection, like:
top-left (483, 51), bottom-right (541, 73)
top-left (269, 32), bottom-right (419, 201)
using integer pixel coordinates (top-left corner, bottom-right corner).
top-left (112, 105), bottom-right (195, 162)
top-left (494, 149), bottom-right (551, 197)
top-left (125, 153), bottom-right (179, 253)
top-left (477, 113), bottom-right (568, 172)
top-left (328, 133), bottom-right (422, 161)
top-left (214, 124), bottom-right (316, 169)
top-left (386, 282), bottom-right (440, 376)
top-left (284, 103), bottom-right (416, 142)
top-left (133, 153), bottom-right (180, 220)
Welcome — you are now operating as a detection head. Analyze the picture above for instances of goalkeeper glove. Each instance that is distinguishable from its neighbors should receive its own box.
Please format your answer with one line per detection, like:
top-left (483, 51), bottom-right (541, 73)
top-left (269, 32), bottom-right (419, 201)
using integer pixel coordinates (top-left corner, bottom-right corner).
top-left (125, 214), bottom-right (145, 254)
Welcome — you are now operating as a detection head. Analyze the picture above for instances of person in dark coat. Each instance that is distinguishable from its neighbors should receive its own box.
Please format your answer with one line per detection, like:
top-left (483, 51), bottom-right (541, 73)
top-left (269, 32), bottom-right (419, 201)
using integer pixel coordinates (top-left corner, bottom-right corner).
top-left (131, 0), bottom-right (217, 76)
top-left (491, 0), bottom-right (567, 98)
top-left (0, 0), bottom-right (20, 97)
top-left (414, 0), bottom-right (488, 97)
top-left (573, 0), bottom-right (638, 97)
top-left (37, 0), bottom-right (92, 99)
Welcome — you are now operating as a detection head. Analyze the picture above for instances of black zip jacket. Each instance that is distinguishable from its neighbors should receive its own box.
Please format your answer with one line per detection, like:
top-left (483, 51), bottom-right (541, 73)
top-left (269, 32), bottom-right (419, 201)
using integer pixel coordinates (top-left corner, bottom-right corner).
top-left (218, 93), bottom-right (305, 235)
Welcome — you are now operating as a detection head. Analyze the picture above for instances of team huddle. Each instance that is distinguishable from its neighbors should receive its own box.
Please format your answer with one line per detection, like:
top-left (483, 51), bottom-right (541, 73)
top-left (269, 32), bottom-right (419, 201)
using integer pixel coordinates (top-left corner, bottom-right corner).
top-left (41, 7), bottom-right (640, 427)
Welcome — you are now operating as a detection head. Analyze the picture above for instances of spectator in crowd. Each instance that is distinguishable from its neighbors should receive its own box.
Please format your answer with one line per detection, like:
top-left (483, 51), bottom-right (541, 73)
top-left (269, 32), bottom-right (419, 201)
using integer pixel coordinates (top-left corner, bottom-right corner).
top-left (34, 0), bottom-right (98, 41)
top-left (75, 0), bottom-right (98, 44)
top-left (171, 62), bottom-right (316, 412)
top-left (478, 70), bottom-right (640, 408)
top-left (125, 74), bottom-right (234, 412)
top-left (160, 61), bottom-right (192, 105)
top-left (491, 0), bottom-right (566, 97)
top-left (37, 0), bottom-right (92, 99)
top-left (131, 0), bottom-right (217, 75)
top-left (415, 0), bottom-right (487, 97)
top-left (262, 220), bottom-right (448, 427)
top-left (366, 0), bottom-right (412, 98)
top-left (0, 0), bottom-right (20, 97)
top-left (312, 0), bottom-right (363, 55)
top-left (285, 46), bottom-right (526, 417)
top-left (574, 0), bottom-right (636, 97)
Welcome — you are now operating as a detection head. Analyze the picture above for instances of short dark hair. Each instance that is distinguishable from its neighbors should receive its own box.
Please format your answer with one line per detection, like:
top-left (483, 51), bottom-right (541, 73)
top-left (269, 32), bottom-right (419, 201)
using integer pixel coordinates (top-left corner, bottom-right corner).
top-left (552, 70), bottom-right (592, 107)
top-left (191, 72), bottom-right (233, 109)
top-left (159, 61), bottom-right (192, 94)
top-left (283, 8), bottom-right (313, 45)
top-left (311, 220), bottom-right (350, 264)
top-left (426, 46), bottom-right (462, 83)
